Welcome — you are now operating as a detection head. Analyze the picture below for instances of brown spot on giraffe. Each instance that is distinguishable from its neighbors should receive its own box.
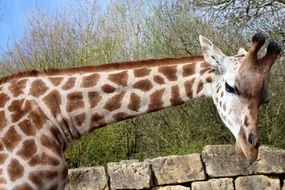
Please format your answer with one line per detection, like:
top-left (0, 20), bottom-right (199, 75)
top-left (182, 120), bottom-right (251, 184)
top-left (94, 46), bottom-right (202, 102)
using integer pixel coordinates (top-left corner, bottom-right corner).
top-left (91, 113), bottom-right (106, 129)
top-left (104, 91), bottom-right (126, 111)
top-left (17, 139), bottom-right (37, 160)
top-left (170, 85), bottom-right (183, 106)
top-left (0, 111), bottom-right (6, 130)
top-left (101, 84), bottom-right (116, 93)
top-left (182, 63), bottom-right (195, 77)
top-left (18, 120), bottom-right (36, 136)
top-left (7, 159), bottom-right (24, 182)
top-left (0, 153), bottom-right (8, 164)
top-left (40, 134), bottom-right (62, 157)
top-left (66, 91), bottom-right (84, 112)
top-left (12, 183), bottom-right (33, 190)
top-left (158, 65), bottom-right (177, 81)
top-left (28, 173), bottom-right (42, 188)
top-left (48, 184), bottom-right (59, 190)
top-left (81, 73), bottom-right (100, 88)
top-left (128, 93), bottom-right (141, 112)
top-left (108, 70), bottom-right (128, 86)
top-left (62, 77), bottom-right (76, 90)
top-left (43, 90), bottom-right (62, 116)
top-left (216, 85), bottom-right (221, 94)
top-left (197, 81), bottom-right (204, 94)
top-left (184, 78), bottom-right (195, 98)
top-left (148, 89), bottom-right (165, 112)
top-left (134, 68), bottom-right (151, 77)
top-left (223, 103), bottom-right (227, 111)
top-left (113, 112), bottom-right (131, 121)
top-left (88, 91), bottom-right (102, 108)
top-left (0, 93), bottom-right (9, 107)
top-left (28, 153), bottom-right (60, 167)
top-left (2, 127), bottom-right (21, 151)
top-left (8, 79), bottom-right (27, 97)
top-left (28, 107), bottom-right (47, 129)
top-left (29, 79), bottom-right (49, 97)
top-left (0, 141), bottom-right (3, 151)
top-left (133, 79), bottom-right (153, 92)
top-left (49, 77), bottom-right (63, 86)
top-left (29, 170), bottom-right (58, 189)
top-left (74, 113), bottom-right (86, 126)
top-left (153, 75), bottom-right (165, 84)
top-left (8, 99), bottom-right (32, 122)
top-left (206, 76), bottom-right (213, 83)
top-left (61, 165), bottom-right (68, 180)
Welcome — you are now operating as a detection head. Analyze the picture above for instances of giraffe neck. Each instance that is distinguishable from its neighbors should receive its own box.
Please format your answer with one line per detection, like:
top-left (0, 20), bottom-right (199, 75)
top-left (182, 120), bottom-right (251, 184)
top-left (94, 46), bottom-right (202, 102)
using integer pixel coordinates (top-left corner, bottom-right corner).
top-left (0, 56), bottom-right (214, 151)
top-left (59, 56), bottom-right (213, 145)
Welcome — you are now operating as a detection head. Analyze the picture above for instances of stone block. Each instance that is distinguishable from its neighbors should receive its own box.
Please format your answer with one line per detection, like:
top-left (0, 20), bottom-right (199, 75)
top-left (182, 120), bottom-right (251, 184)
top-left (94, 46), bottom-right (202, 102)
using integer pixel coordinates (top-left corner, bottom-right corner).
top-left (65, 166), bottom-right (108, 190)
top-left (254, 146), bottom-right (285, 174)
top-left (153, 185), bottom-right (191, 190)
top-left (202, 145), bottom-right (285, 177)
top-left (151, 154), bottom-right (205, 185)
top-left (107, 160), bottom-right (152, 189)
top-left (192, 178), bottom-right (234, 190)
top-left (201, 145), bottom-right (253, 177)
top-left (235, 175), bottom-right (280, 190)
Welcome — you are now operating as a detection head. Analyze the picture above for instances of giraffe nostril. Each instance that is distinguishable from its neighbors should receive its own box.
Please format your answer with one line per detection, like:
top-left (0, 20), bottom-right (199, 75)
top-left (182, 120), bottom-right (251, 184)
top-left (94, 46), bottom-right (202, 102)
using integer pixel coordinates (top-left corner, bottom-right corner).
top-left (248, 132), bottom-right (259, 148)
top-left (248, 133), bottom-right (253, 143)
top-left (248, 136), bottom-right (253, 145)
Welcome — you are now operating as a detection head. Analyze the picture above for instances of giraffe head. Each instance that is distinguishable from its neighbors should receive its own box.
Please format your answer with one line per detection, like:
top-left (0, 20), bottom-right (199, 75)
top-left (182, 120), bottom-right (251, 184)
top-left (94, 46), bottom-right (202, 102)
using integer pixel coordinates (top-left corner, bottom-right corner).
top-left (199, 33), bottom-right (282, 162)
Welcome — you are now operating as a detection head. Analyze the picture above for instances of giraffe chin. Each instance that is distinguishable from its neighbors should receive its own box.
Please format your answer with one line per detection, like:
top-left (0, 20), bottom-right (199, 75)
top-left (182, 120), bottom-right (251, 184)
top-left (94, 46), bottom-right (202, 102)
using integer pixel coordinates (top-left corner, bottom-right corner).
top-left (235, 139), bottom-right (258, 162)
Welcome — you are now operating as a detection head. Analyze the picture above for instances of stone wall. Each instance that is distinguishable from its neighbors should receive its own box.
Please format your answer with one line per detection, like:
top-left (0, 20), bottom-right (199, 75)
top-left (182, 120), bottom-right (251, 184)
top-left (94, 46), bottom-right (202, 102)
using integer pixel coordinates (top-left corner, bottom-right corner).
top-left (65, 145), bottom-right (285, 190)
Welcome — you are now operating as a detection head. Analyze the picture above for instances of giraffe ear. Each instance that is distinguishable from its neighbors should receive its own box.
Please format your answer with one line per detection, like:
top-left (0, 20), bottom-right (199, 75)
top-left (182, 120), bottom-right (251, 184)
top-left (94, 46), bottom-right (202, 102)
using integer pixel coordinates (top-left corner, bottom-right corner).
top-left (199, 35), bottom-right (227, 74)
top-left (238, 48), bottom-right (247, 55)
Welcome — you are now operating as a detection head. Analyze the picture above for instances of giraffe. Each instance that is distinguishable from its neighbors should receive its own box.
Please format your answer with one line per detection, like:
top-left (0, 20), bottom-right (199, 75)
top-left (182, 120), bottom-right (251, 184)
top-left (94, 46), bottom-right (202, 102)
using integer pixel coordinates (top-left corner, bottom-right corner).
top-left (0, 33), bottom-right (281, 189)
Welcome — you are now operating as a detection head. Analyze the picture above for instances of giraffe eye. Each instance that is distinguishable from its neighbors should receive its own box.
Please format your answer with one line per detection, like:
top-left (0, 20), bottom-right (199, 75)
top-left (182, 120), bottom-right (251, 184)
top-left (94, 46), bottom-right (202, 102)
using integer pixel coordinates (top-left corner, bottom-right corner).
top-left (225, 82), bottom-right (235, 94)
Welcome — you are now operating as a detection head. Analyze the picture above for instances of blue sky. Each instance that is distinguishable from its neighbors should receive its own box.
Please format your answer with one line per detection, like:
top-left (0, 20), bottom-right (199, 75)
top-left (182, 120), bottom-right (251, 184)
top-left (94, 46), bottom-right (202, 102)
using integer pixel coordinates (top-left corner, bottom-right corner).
top-left (0, 0), bottom-right (72, 51)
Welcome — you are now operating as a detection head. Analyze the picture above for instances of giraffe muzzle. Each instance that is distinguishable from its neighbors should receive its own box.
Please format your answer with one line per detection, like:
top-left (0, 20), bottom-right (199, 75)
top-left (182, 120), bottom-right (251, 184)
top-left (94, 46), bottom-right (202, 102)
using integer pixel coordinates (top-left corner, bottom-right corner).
top-left (235, 128), bottom-right (260, 162)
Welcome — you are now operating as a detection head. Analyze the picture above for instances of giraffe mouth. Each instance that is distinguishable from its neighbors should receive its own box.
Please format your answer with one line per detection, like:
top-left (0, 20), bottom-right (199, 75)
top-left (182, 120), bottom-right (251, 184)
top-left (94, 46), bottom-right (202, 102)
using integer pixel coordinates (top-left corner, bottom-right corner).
top-left (235, 133), bottom-right (259, 162)
top-left (235, 142), bottom-right (258, 162)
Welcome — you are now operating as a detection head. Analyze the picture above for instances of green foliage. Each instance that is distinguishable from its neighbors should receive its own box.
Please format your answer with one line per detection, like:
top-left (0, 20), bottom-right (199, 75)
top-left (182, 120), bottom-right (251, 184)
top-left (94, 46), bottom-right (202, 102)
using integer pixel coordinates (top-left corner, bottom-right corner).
top-left (0, 0), bottom-right (284, 167)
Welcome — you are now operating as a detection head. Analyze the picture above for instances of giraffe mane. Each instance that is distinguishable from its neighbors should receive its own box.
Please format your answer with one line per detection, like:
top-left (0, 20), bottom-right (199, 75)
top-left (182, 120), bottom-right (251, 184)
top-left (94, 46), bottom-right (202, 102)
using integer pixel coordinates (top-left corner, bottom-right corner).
top-left (0, 56), bottom-right (204, 85)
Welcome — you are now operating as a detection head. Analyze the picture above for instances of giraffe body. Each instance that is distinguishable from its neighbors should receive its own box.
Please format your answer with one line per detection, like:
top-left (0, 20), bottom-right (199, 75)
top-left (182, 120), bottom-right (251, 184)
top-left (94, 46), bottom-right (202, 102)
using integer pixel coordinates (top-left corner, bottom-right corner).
top-left (0, 34), bottom-right (281, 189)
top-left (0, 56), bottom-right (213, 189)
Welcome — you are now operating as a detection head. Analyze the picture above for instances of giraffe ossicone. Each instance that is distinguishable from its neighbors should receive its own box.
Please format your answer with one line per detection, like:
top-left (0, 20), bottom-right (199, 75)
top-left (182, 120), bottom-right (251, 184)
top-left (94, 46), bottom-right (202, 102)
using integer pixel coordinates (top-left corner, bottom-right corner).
top-left (0, 33), bottom-right (281, 189)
